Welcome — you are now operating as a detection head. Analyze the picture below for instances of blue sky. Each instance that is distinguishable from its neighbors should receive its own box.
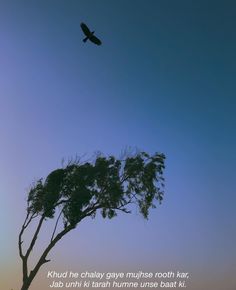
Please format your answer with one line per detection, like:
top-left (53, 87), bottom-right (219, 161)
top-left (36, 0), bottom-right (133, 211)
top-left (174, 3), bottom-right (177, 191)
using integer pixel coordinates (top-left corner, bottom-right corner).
top-left (0, 1), bottom-right (235, 289)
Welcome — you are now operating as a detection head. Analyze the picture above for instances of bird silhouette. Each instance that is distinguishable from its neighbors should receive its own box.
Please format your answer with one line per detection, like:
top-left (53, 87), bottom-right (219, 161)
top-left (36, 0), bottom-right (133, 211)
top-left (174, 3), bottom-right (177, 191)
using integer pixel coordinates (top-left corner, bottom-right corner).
top-left (80, 22), bottom-right (102, 45)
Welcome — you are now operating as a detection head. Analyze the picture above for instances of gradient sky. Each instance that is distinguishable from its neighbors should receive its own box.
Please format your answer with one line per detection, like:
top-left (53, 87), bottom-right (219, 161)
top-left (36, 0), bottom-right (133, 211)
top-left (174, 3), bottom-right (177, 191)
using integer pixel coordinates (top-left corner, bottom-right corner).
top-left (0, 1), bottom-right (235, 290)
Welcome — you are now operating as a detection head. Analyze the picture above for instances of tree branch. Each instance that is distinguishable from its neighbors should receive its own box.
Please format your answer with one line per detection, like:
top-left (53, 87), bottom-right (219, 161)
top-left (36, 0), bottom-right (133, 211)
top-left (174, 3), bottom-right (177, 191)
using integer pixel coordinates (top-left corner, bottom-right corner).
top-left (51, 209), bottom-right (63, 242)
top-left (18, 211), bottom-right (38, 283)
top-left (80, 202), bottom-right (101, 220)
top-left (28, 224), bottom-right (75, 284)
top-left (54, 198), bottom-right (71, 207)
top-left (18, 212), bottom-right (30, 260)
top-left (18, 212), bottom-right (38, 259)
top-left (25, 215), bottom-right (45, 259)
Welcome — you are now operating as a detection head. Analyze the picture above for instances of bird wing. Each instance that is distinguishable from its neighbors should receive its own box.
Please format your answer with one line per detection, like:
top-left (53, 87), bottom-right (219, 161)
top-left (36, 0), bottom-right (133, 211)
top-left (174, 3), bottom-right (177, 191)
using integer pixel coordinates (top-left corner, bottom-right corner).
top-left (80, 22), bottom-right (91, 36)
top-left (90, 35), bottom-right (102, 45)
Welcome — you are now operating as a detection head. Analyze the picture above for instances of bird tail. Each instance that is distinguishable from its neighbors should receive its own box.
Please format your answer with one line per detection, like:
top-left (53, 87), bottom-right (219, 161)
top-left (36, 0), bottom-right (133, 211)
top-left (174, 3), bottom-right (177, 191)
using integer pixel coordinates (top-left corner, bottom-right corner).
top-left (83, 37), bottom-right (88, 42)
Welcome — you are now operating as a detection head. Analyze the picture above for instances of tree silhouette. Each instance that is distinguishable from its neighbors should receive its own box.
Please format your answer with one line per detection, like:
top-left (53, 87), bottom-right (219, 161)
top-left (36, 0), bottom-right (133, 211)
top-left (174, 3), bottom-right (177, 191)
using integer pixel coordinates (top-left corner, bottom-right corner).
top-left (18, 151), bottom-right (165, 290)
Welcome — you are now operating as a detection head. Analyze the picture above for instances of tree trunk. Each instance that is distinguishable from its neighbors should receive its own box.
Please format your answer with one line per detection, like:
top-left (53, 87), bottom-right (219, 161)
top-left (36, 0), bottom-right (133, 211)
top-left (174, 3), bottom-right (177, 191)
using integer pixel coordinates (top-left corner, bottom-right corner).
top-left (20, 224), bottom-right (75, 290)
top-left (20, 278), bottom-right (32, 290)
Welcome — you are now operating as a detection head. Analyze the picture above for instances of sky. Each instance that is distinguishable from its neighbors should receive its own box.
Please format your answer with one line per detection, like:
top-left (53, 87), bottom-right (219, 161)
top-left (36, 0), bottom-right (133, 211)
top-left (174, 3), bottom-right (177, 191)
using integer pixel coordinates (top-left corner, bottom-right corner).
top-left (0, 0), bottom-right (235, 289)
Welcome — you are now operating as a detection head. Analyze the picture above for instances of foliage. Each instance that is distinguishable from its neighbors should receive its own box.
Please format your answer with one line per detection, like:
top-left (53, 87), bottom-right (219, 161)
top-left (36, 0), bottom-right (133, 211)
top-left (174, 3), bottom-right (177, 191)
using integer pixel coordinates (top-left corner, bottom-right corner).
top-left (27, 152), bottom-right (165, 224)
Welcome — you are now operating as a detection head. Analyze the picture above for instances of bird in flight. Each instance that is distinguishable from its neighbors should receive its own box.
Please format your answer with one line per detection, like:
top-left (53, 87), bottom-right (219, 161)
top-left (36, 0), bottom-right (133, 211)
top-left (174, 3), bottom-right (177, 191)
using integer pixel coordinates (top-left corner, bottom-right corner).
top-left (80, 22), bottom-right (102, 45)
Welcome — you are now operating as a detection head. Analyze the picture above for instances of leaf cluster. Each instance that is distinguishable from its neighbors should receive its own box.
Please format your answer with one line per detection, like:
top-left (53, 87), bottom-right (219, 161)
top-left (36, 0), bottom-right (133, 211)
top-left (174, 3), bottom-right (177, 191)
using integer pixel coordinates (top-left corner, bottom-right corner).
top-left (27, 152), bottom-right (165, 226)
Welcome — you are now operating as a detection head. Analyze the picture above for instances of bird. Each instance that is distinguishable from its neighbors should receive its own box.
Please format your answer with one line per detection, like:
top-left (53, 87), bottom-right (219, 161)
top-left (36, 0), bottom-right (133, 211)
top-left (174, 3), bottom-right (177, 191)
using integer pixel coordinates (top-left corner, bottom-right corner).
top-left (80, 22), bottom-right (102, 45)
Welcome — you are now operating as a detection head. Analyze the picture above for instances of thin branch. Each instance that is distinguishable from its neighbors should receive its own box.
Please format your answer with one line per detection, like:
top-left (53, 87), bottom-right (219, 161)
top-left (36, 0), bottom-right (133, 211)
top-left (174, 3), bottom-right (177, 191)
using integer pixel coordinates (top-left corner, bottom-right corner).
top-left (51, 209), bottom-right (63, 242)
top-left (80, 202), bottom-right (101, 220)
top-left (22, 212), bottom-right (30, 227)
top-left (18, 211), bottom-right (38, 282)
top-left (121, 174), bottom-right (130, 183)
top-left (25, 215), bottom-right (45, 259)
top-left (18, 211), bottom-right (37, 259)
top-left (18, 212), bottom-right (30, 259)
top-left (53, 198), bottom-right (71, 207)
top-left (24, 213), bottom-right (38, 228)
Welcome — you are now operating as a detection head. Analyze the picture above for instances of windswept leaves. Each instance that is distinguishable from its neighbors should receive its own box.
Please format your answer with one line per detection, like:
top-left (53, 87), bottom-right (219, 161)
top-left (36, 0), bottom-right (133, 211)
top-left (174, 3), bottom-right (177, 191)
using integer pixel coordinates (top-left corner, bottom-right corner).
top-left (27, 151), bottom-right (165, 225)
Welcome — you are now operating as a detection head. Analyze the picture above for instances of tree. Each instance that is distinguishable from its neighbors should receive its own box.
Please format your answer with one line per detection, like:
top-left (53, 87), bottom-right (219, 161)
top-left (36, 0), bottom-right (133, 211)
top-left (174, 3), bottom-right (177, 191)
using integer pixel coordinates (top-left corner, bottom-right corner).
top-left (18, 151), bottom-right (165, 290)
